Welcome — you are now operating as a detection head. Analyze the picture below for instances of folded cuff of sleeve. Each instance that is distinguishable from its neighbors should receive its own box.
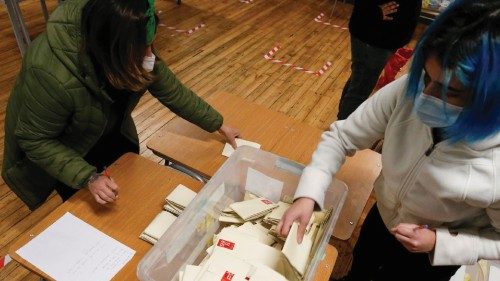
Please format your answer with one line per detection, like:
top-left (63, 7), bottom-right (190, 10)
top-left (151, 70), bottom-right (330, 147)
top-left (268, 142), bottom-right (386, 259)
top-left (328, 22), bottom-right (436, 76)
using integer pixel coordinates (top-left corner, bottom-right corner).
top-left (431, 228), bottom-right (478, 266)
top-left (293, 167), bottom-right (331, 210)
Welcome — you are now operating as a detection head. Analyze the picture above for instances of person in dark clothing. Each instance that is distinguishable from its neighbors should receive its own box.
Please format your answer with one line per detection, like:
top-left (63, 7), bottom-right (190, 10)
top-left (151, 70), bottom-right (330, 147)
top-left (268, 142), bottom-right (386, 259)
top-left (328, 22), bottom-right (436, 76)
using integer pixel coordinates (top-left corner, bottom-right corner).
top-left (337, 0), bottom-right (422, 120)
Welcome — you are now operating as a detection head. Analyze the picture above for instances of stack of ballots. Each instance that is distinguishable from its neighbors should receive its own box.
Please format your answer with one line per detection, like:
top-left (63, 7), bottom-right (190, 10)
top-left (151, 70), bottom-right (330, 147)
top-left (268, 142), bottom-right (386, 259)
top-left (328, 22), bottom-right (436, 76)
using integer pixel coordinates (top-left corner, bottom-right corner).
top-left (164, 184), bottom-right (197, 216)
top-left (180, 188), bottom-right (333, 281)
top-left (139, 184), bottom-right (197, 245)
top-left (139, 211), bottom-right (177, 244)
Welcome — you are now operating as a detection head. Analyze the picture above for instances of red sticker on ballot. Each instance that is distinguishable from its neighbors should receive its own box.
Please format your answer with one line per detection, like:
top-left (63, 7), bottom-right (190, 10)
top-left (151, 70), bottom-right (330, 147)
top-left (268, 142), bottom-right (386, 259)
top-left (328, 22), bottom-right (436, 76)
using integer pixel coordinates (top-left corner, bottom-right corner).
top-left (261, 199), bottom-right (273, 205)
top-left (221, 271), bottom-right (235, 281)
top-left (217, 239), bottom-right (235, 250)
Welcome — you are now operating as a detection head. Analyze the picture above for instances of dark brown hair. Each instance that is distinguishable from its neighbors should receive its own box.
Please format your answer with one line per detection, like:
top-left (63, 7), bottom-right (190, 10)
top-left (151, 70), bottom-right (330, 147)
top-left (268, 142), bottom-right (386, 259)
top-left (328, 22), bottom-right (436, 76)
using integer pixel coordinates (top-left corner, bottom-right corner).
top-left (81, 0), bottom-right (156, 91)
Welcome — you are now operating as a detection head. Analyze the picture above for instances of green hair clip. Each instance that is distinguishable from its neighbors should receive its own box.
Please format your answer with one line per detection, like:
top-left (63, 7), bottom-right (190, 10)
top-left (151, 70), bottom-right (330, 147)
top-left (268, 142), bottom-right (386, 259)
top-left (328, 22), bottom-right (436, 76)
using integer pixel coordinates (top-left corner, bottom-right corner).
top-left (146, 0), bottom-right (156, 44)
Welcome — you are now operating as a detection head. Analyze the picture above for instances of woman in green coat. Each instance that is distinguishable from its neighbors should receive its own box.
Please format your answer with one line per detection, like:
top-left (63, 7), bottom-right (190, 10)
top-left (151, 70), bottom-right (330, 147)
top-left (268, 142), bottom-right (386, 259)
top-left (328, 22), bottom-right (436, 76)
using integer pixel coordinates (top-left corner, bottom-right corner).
top-left (2, 0), bottom-right (240, 210)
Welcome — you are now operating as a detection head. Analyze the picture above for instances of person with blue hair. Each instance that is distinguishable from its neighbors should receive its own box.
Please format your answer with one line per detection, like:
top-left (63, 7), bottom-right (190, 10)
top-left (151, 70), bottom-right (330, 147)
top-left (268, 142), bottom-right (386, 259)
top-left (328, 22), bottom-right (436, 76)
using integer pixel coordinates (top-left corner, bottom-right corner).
top-left (277, 0), bottom-right (500, 280)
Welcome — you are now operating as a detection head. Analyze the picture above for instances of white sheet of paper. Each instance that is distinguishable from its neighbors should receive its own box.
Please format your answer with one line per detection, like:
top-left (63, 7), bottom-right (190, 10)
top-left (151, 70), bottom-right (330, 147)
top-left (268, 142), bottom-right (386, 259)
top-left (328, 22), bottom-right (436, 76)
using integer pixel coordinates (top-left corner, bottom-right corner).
top-left (16, 212), bottom-right (135, 281)
top-left (245, 168), bottom-right (283, 203)
top-left (182, 265), bottom-right (201, 281)
top-left (490, 261), bottom-right (500, 281)
top-left (222, 139), bottom-right (261, 158)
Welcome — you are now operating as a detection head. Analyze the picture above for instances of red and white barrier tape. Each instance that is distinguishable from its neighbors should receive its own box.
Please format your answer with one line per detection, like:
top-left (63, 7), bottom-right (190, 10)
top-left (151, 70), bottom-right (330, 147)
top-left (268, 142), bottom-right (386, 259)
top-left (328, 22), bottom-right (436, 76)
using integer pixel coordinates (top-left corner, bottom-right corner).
top-left (158, 23), bottom-right (206, 36)
top-left (263, 45), bottom-right (333, 77)
top-left (239, 0), bottom-right (253, 3)
top-left (314, 13), bottom-right (348, 30)
top-left (0, 255), bottom-right (12, 269)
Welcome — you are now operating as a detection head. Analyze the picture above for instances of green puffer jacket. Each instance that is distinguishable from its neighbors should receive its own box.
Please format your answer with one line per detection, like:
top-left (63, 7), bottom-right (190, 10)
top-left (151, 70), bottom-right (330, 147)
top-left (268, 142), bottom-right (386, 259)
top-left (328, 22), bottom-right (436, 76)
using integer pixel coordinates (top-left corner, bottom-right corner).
top-left (2, 0), bottom-right (223, 210)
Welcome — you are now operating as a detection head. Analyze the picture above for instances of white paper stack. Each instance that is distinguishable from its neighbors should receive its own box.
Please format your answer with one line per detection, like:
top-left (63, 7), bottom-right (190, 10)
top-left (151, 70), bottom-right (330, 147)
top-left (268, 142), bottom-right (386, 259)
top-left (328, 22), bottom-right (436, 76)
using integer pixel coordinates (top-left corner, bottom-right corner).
top-left (139, 211), bottom-right (177, 244)
top-left (164, 184), bottom-right (197, 216)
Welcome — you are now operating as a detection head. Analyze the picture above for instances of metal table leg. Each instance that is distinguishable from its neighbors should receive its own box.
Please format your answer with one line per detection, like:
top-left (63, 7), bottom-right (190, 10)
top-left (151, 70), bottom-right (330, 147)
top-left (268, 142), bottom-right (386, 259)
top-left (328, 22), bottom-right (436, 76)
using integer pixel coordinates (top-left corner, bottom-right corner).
top-left (4, 0), bottom-right (31, 56)
top-left (166, 161), bottom-right (208, 183)
top-left (39, 0), bottom-right (49, 21)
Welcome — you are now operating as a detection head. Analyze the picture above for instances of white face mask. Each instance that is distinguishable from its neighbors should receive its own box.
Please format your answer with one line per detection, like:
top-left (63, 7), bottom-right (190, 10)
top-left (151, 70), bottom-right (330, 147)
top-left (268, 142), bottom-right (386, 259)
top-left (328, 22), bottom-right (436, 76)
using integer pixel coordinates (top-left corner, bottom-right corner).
top-left (142, 54), bottom-right (156, 72)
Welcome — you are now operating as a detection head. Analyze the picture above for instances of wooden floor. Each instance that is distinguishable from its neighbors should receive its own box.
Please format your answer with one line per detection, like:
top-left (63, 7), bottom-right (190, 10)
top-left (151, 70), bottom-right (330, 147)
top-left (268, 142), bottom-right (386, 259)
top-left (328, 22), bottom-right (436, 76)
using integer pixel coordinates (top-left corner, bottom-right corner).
top-left (0, 0), bottom-right (424, 279)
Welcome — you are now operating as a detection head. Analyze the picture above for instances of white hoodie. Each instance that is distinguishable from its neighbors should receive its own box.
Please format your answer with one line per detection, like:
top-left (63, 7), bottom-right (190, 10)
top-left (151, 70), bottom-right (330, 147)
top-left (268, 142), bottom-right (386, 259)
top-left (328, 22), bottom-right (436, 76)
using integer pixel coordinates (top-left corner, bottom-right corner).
top-left (295, 75), bottom-right (500, 266)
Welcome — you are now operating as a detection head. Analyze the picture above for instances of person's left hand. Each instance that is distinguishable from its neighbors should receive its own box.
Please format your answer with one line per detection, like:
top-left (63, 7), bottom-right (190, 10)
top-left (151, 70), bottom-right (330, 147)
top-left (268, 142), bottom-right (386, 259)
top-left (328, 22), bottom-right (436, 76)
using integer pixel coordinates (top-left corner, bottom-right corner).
top-left (218, 124), bottom-right (241, 148)
top-left (391, 223), bottom-right (436, 253)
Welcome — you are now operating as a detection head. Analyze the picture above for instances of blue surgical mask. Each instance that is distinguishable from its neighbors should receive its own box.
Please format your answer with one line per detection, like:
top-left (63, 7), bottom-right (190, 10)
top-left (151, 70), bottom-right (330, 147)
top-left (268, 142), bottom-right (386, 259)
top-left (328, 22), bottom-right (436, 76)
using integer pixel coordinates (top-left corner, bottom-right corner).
top-left (413, 93), bottom-right (463, 128)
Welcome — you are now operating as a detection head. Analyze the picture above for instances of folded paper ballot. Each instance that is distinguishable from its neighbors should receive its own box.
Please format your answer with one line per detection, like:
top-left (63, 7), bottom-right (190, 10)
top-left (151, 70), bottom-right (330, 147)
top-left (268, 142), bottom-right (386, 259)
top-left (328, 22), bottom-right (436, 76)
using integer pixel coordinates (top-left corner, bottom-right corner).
top-left (139, 211), bottom-right (177, 244)
top-left (230, 197), bottom-right (278, 221)
top-left (197, 249), bottom-right (289, 281)
top-left (180, 265), bottom-right (201, 281)
top-left (249, 262), bottom-right (289, 281)
top-left (164, 204), bottom-right (183, 216)
top-left (180, 190), bottom-right (334, 281)
top-left (244, 191), bottom-right (259, 201)
top-left (210, 229), bottom-right (288, 276)
top-left (222, 139), bottom-right (261, 158)
top-left (214, 223), bottom-right (274, 246)
top-left (264, 201), bottom-right (291, 225)
top-left (282, 222), bottom-right (318, 277)
top-left (218, 214), bottom-right (245, 224)
top-left (195, 251), bottom-right (252, 281)
top-left (165, 184), bottom-right (197, 209)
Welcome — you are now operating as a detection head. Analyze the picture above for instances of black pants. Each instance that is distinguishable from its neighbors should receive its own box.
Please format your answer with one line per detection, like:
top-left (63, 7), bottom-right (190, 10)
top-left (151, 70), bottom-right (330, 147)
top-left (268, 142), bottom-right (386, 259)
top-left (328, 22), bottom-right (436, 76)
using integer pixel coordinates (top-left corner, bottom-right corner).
top-left (337, 36), bottom-right (394, 120)
top-left (334, 206), bottom-right (459, 281)
top-left (54, 130), bottom-right (138, 201)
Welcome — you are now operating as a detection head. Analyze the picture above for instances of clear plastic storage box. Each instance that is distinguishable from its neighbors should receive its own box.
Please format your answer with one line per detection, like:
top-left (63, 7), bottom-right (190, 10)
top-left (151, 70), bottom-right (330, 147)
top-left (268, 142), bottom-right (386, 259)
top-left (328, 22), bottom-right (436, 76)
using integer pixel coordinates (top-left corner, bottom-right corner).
top-left (138, 146), bottom-right (348, 281)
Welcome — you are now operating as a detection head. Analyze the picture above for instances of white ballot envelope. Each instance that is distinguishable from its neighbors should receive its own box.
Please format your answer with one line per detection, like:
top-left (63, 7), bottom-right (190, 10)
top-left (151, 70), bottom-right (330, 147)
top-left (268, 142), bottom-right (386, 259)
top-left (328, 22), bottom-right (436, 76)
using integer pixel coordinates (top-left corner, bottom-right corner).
top-left (215, 224), bottom-right (274, 246)
top-left (181, 265), bottom-right (201, 281)
top-left (230, 198), bottom-right (278, 221)
top-left (209, 229), bottom-right (288, 275)
top-left (282, 222), bottom-right (318, 277)
top-left (195, 251), bottom-right (252, 281)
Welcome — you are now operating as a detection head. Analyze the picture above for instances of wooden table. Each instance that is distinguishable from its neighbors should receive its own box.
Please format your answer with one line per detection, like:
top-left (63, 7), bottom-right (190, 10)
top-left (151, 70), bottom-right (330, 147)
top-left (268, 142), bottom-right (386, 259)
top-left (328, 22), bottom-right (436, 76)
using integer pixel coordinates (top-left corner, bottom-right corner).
top-left (9, 153), bottom-right (337, 280)
top-left (147, 92), bottom-right (382, 240)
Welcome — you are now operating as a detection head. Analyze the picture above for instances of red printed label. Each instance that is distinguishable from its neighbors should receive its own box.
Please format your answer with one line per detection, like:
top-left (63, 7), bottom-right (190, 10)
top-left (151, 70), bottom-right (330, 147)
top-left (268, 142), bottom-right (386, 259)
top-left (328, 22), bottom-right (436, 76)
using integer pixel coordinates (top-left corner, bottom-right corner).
top-left (217, 239), bottom-right (235, 250)
top-left (261, 199), bottom-right (273, 205)
top-left (221, 271), bottom-right (235, 281)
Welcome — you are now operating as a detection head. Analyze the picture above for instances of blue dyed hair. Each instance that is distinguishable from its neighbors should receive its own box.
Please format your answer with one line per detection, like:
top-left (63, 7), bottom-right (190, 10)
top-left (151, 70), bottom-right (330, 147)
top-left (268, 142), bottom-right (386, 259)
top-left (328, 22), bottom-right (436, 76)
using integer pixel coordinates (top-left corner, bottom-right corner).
top-left (406, 0), bottom-right (500, 143)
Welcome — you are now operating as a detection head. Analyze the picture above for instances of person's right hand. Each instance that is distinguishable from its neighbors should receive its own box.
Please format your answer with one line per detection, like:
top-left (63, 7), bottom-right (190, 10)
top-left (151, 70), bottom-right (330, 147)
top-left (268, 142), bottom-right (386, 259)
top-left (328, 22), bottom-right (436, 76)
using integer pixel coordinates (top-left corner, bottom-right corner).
top-left (276, 197), bottom-right (316, 244)
top-left (379, 1), bottom-right (399, 21)
top-left (88, 175), bottom-right (119, 204)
